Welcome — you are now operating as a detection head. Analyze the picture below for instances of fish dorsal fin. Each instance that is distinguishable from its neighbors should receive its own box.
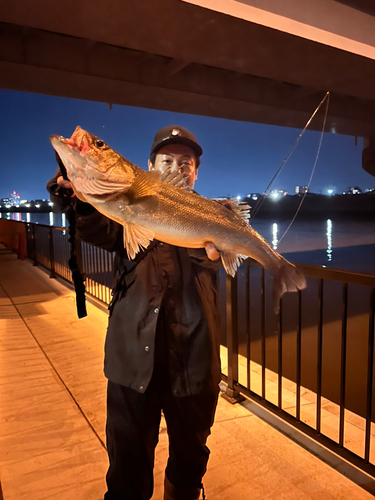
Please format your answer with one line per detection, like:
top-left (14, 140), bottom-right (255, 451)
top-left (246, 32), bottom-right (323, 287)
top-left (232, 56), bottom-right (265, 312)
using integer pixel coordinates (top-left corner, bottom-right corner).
top-left (232, 202), bottom-right (251, 223)
top-left (220, 251), bottom-right (245, 277)
top-left (215, 199), bottom-right (251, 223)
top-left (127, 170), bottom-right (161, 200)
top-left (160, 168), bottom-right (187, 188)
top-left (123, 223), bottom-right (155, 260)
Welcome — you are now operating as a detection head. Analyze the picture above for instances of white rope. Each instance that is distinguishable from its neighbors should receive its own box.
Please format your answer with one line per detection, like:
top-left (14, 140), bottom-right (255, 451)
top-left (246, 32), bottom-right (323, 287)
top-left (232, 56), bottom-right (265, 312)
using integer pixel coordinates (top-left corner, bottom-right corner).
top-left (251, 91), bottom-right (330, 220)
top-left (278, 92), bottom-right (330, 245)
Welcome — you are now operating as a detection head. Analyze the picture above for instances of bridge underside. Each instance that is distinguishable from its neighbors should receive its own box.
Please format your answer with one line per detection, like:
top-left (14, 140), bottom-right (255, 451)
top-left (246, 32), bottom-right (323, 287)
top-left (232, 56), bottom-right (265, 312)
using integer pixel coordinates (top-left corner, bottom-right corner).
top-left (0, 0), bottom-right (374, 140)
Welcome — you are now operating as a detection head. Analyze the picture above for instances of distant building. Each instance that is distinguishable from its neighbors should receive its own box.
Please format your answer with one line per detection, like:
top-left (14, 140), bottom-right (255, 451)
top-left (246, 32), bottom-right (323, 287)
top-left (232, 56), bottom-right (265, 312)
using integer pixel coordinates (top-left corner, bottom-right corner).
top-left (295, 186), bottom-right (309, 194)
top-left (0, 198), bottom-right (12, 208)
top-left (269, 189), bottom-right (287, 200)
top-left (10, 191), bottom-right (21, 206)
top-left (344, 186), bottom-right (362, 195)
top-left (245, 193), bottom-right (261, 201)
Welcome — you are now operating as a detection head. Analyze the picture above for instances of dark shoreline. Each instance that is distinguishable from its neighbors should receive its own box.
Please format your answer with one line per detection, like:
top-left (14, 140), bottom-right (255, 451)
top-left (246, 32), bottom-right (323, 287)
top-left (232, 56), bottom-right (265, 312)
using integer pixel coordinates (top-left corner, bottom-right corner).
top-left (1, 192), bottom-right (375, 219)
top-left (245, 192), bottom-right (375, 219)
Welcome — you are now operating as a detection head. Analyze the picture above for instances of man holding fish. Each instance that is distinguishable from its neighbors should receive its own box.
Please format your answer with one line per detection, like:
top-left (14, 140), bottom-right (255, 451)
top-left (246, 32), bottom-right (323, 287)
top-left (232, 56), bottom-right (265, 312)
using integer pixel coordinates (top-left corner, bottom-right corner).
top-left (48, 125), bottom-right (229, 500)
top-left (48, 123), bottom-right (306, 500)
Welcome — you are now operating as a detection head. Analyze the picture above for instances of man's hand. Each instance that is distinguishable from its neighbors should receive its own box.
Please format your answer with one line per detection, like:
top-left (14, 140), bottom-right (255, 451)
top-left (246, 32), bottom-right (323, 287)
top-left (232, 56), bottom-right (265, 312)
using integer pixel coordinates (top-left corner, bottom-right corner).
top-left (57, 176), bottom-right (74, 190)
top-left (56, 176), bottom-right (76, 198)
top-left (204, 242), bottom-right (220, 261)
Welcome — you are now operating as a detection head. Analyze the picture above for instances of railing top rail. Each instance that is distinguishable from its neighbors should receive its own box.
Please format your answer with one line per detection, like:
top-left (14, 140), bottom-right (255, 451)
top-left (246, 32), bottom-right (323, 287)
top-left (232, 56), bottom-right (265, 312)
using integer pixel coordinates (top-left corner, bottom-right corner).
top-left (1, 219), bottom-right (67, 231)
top-left (244, 258), bottom-right (375, 288)
top-left (296, 263), bottom-right (375, 287)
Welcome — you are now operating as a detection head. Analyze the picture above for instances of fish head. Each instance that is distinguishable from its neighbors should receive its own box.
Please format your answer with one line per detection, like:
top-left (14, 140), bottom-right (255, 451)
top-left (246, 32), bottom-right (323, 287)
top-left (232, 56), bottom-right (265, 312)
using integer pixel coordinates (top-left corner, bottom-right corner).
top-left (50, 126), bottom-right (137, 202)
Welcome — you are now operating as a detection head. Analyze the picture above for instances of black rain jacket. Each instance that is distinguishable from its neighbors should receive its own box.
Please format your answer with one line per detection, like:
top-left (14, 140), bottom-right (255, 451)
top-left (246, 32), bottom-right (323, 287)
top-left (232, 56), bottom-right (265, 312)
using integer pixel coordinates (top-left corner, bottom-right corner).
top-left (47, 169), bottom-right (222, 396)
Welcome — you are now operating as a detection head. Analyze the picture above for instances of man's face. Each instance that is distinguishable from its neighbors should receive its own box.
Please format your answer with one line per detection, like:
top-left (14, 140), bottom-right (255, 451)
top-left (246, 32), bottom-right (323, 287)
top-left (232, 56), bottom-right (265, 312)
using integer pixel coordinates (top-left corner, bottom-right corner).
top-left (148, 144), bottom-right (198, 189)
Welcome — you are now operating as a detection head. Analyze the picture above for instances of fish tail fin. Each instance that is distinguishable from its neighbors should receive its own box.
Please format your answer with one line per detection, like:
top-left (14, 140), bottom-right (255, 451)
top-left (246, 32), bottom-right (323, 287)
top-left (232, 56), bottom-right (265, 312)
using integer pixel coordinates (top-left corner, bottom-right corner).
top-left (272, 256), bottom-right (306, 314)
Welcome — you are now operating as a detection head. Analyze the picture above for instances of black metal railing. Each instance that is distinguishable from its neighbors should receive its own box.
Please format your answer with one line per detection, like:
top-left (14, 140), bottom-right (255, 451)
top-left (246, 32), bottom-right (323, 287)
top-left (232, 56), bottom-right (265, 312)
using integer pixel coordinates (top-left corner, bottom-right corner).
top-left (23, 221), bottom-right (116, 300)
top-left (4, 219), bottom-right (375, 477)
top-left (222, 260), bottom-right (375, 478)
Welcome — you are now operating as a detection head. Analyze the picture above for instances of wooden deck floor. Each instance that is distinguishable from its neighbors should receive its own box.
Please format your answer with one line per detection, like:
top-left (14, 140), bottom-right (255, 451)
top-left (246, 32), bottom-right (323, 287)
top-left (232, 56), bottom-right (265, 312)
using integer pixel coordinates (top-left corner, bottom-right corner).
top-left (0, 245), bottom-right (374, 499)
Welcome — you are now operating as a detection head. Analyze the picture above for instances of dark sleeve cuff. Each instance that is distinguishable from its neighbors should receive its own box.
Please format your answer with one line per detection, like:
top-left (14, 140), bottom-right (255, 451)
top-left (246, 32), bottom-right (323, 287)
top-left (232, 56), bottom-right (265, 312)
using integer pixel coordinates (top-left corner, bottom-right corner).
top-left (187, 248), bottom-right (223, 269)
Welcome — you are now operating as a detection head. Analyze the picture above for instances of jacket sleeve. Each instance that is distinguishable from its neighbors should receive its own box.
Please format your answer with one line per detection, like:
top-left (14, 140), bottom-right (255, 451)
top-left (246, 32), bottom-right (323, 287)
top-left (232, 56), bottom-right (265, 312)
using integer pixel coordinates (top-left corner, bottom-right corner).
top-left (46, 167), bottom-right (76, 213)
top-left (75, 202), bottom-right (124, 253)
top-left (187, 248), bottom-right (223, 270)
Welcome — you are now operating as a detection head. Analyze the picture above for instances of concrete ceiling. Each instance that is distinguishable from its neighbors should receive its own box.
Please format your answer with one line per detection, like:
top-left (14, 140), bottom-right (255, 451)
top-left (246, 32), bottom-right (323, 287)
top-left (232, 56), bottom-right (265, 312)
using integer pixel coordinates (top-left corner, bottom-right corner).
top-left (0, 0), bottom-right (375, 137)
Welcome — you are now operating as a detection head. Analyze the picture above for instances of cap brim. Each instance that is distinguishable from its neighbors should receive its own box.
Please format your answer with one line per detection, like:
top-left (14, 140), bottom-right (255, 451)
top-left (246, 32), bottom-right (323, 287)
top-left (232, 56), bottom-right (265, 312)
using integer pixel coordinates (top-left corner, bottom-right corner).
top-left (151, 136), bottom-right (203, 157)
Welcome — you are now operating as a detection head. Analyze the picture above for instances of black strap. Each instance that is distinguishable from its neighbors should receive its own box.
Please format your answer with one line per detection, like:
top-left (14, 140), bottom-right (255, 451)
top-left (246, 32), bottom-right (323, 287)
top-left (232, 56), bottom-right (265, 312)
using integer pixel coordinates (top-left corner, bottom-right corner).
top-left (66, 206), bottom-right (87, 319)
top-left (54, 152), bottom-right (87, 319)
top-left (55, 151), bottom-right (69, 181)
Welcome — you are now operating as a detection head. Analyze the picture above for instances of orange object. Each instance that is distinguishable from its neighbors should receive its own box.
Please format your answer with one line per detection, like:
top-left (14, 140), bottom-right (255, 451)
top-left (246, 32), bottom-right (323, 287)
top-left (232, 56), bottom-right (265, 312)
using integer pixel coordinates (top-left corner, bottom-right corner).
top-left (0, 219), bottom-right (27, 260)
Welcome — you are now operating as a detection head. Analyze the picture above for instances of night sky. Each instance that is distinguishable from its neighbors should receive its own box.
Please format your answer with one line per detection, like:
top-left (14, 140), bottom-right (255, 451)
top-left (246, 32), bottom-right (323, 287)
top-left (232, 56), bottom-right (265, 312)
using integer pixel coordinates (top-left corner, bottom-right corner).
top-left (1, 89), bottom-right (373, 201)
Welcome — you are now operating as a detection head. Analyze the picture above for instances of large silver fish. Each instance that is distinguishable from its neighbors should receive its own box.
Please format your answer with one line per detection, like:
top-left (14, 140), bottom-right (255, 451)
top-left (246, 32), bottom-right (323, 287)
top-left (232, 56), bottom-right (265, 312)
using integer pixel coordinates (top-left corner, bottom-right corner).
top-left (50, 126), bottom-right (306, 311)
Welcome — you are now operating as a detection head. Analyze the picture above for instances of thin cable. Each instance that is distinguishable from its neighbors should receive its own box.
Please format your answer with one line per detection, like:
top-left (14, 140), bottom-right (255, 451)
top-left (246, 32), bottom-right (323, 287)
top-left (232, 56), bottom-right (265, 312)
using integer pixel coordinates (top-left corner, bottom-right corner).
top-left (251, 91), bottom-right (330, 220)
top-left (278, 92), bottom-right (330, 245)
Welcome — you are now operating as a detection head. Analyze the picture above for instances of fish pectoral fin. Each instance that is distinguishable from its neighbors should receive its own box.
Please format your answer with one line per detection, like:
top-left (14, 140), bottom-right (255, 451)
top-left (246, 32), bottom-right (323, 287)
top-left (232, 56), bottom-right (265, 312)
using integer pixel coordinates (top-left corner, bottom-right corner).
top-left (74, 176), bottom-right (129, 197)
top-left (127, 170), bottom-right (160, 200)
top-left (123, 223), bottom-right (155, 260)
top-left (160, 168), bottom-right (187, 189)
top-left (220, 251), bottom-right (245, 277)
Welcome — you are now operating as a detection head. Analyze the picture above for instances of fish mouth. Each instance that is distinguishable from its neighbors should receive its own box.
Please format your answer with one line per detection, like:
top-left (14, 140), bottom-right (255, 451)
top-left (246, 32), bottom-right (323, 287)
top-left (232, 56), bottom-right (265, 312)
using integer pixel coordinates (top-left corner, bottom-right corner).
top-left (50, 128), bottom-right (101, 185)
top-left (50, 126), bottom-right (102, 180)
top-left (50, 127), bottom-right (130, 197)
top-left (50, 126), bottom-right (90, 153)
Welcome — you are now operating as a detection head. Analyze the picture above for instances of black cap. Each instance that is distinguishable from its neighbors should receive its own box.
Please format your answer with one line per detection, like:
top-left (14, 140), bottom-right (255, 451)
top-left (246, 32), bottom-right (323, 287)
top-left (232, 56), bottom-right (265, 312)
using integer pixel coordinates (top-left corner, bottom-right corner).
top-left (150, 125), bottom-right (203, 159)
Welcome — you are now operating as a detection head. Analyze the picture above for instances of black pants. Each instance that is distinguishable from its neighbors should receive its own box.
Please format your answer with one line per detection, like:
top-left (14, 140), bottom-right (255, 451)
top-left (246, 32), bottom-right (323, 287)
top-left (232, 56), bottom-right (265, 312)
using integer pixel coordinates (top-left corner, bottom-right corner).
top-left (104, 325), bottom-right (219, 499)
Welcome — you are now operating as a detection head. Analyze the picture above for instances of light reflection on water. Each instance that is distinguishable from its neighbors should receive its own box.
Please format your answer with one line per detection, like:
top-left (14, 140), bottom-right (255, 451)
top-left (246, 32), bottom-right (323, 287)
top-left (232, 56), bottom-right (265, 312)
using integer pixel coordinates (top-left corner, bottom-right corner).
top-left (326, 219), bottom-right (332, 262)
top-left (2, 212), bottom-right (66, 227)
top-left (251, 217), bottom-right (375, 272)
top-left (262, 219), bottom-right (335, 262)
top-left (272, 223), bottom-right (278, 250)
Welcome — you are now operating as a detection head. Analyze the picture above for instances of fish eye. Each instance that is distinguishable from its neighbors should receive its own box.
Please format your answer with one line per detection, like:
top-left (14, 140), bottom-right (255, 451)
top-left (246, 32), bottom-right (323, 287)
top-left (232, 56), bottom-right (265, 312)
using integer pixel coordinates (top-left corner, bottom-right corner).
top-left (95, 140), bottom-right (106, 148)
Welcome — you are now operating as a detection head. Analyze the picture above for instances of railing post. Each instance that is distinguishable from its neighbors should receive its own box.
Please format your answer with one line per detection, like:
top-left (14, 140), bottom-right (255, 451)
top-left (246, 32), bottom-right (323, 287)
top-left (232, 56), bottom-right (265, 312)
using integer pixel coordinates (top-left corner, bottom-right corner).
top-left (277, 298), bottom-right (283, 410)
top-left (296, 289), bottom-right (302, 422)
top-left (48, 226), bottom-right (56, 278)
top-left (365, 288), bottom-right (375, 463)
top-left (25, 223), bottom-right (31, 260)
top-left (31, 224), bottom-right (37, 266)
top-left (339, 283), bottom-right (348, 448)
top-left (75, 234), bottom-right (84, 275)
top-left (261, 267), bottom-right (266, 400)
top-left (222, 273), bottom-right (245, 404)
top-left (316, 278), bottom-right (324, 434)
